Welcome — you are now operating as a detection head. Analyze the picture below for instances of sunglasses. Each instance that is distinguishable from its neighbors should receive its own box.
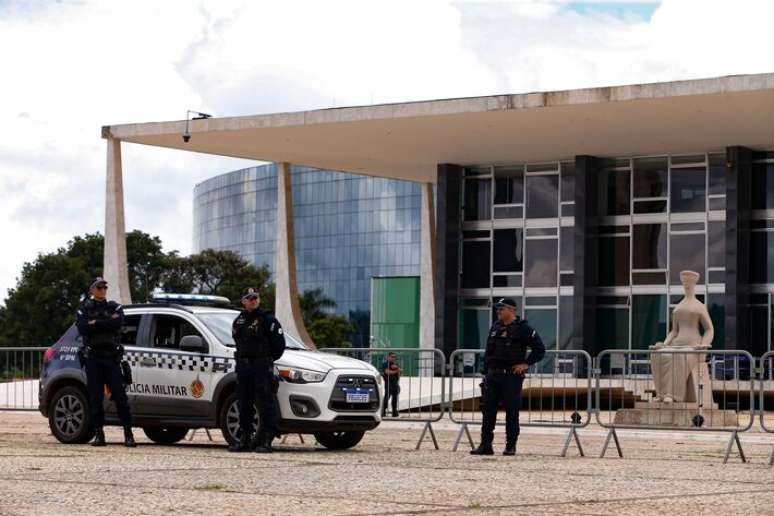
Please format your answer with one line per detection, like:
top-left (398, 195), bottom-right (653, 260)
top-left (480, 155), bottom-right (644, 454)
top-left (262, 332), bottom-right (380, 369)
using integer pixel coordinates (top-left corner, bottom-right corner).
top-left (95, 285), bottom-right (108, 291)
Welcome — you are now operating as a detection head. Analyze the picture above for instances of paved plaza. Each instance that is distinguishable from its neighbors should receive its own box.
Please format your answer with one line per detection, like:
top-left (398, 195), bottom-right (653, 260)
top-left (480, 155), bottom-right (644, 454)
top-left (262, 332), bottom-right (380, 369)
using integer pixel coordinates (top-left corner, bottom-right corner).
top-left (1, 412), bottom-right (774, 515)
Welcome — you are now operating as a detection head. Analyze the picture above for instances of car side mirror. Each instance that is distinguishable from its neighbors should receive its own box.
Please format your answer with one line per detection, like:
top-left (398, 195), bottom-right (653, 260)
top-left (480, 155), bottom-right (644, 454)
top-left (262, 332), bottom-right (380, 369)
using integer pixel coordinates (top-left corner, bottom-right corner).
top-left (180, 335), bottom-right (208, 354)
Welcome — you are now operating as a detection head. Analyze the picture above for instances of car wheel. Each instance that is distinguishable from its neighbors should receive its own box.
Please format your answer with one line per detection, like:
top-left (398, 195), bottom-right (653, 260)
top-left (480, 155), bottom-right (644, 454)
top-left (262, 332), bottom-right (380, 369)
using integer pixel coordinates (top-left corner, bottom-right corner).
top-left (219, 392), bottom-right (258, 447)
top-left (143, 426), bottom-right (190, 445)
top-left (313, 431), bottom-right (365, 450)
top-left (48, 386), bottom-right (95, 444)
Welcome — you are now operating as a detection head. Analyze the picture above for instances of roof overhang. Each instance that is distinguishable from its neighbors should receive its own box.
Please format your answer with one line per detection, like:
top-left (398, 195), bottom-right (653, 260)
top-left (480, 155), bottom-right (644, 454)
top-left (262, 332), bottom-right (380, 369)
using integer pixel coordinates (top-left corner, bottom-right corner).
top-left (104, 73), bottom-right (774, 183)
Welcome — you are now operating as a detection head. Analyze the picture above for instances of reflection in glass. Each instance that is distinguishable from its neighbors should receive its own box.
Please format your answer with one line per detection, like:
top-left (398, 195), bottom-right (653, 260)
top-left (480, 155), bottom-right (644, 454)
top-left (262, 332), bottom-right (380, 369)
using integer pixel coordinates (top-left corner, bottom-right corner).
top-left (596, 307), bottom-right (629, 352)
top-left (598, 236), bottom-right (630, 286)
top-left (708, 301), bottom-right (724, 349)
top-left (462, 241), bottom-right (490, 288)
top-left (525, 309), bottom-right (557, 370)
top-left (561, 162), bottom-right (575, 202)
top-left (632, 295), bottom-right (667, 349)
top-left (633, 224), bottom-right (667, 269)
top-left (708, 221), bottom-right (725, 269)
top-left (750, 306), bottom-right (769, 357)
top-left (597, 169), bottom-right (630, 216)
top-left (560, 227), bottom-right (574, 271)
top-left (633, 157), bottom-right (668, 198)
top-left (708, 153), bottom-right (726, 196)
top-left (633, 200), bottom-right (668, 213)
top-left (559, 296), bottom-right (575, 350)
top-left (494, 166), bottom-right (524, 205)
top-left (464, 178), bottom-right (491, 221)
top-left (493, 229), bottom-right (524, 272)
top-left (670, 166), bottom-right (706, 213)
top-left (669, 233), bottom-right (705, 284)
top-left (750, 232), bottom-right (774, 283)
top-left (524, 239), bottom-right (558, 288)
top-left (493, 275), bottom-right (522, 287)
top-left (752, 163), bottom-right (774, 210)
top-left (459, 308), bottom-right (491, 349)
top-left (526, 175), bottom-right (559, 218)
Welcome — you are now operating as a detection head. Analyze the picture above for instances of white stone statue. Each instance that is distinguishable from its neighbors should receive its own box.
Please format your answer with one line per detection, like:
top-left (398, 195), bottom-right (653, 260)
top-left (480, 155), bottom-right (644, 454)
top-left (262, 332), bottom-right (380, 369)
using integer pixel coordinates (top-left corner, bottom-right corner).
top-left (649, 270), bottom-right (715, 404)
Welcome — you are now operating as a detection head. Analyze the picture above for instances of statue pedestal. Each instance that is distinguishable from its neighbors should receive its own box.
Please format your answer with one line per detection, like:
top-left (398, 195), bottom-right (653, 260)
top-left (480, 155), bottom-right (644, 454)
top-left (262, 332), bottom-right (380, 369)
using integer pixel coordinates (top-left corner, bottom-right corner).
top-left (613, 401), bottom-right (738, 427)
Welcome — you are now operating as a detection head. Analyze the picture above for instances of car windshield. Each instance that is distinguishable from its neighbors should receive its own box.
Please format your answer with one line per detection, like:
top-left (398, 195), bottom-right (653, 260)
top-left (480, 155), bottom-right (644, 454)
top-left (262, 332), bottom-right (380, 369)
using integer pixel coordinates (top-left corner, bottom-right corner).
top-left (197, 311), bottom-right (309, 350)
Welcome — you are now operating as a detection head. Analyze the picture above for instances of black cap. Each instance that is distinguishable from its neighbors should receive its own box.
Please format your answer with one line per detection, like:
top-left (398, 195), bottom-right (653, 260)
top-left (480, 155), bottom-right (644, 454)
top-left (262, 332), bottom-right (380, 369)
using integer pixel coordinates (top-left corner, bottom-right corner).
top-left (90, 277), bottom-right (108, 289)
top-left (241, 287), bottom-right (259, 300)
top-left (494, 297), bottom-right (517, 309)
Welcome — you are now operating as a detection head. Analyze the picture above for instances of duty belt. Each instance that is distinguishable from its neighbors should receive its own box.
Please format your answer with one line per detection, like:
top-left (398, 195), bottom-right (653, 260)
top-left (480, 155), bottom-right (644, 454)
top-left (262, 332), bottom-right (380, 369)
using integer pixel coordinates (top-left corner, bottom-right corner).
top-left (488, 367), bottom-right (520, 375)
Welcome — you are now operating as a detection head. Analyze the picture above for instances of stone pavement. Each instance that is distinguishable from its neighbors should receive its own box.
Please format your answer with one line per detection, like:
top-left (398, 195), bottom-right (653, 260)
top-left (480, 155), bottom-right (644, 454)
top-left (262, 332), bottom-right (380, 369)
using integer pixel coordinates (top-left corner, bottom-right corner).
top-left (2, 411), bottom-right (774, 515)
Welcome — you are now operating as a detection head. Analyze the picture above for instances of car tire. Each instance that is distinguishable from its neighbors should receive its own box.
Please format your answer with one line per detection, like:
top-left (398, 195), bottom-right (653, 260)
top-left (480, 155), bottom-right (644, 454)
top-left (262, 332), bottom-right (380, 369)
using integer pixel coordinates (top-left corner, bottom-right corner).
top-left (313, 431), bottom-right (365, 450)
top-left (143, 426), bottom-right (190, 445)
top-left (48, 385), bottom-right (95, 445)
top-left (219, 392), bottom-right (258, 447)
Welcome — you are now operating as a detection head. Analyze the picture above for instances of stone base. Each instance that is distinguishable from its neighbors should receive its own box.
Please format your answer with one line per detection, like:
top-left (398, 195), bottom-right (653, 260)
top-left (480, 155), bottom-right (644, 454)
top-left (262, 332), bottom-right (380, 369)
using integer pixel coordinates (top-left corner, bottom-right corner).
top-left (614, 401), bottom-right (738, 427)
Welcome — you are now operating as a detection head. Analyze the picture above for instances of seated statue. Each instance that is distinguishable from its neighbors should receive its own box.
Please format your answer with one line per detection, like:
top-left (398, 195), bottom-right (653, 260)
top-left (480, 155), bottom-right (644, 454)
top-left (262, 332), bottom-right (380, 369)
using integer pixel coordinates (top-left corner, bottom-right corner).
top-left (649, 271), bottom-right (714, 404)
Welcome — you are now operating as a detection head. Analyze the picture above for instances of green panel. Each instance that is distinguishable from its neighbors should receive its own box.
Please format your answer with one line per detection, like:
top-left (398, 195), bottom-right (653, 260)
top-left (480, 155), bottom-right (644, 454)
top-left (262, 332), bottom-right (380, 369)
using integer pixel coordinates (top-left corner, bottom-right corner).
top-left (525, 308), bottom-right (557, 373)
top-left (370, 277), bottom-right (420, 349)
top-left (632, 295), bottom-right (667, 349)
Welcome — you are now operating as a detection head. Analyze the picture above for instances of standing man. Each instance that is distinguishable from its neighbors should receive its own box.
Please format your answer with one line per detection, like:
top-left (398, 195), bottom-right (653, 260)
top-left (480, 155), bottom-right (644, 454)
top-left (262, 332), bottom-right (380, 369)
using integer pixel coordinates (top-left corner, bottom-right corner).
top-left (76, 277), bottom-right (135, 447)
top-left (230, 287), bottom-right (285, 453)
top-left (471, 298), bottom-right (545, 456)
top-left (381, 352), bottom-right (401, 417)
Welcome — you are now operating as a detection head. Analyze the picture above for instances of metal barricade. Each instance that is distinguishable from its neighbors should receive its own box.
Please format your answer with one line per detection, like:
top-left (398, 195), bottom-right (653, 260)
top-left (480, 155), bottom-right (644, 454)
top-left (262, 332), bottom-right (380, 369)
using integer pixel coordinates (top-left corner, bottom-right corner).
top-left (0, 347), bottom-right (46, 411)
top-left (319, 347), bottom-right (446, 449)
top-left (595, 349), bottom-right (755, 463)
top-left (758, 351), bottom-right (774, 466)
top-left (447, 349), bottom-right (593, 457)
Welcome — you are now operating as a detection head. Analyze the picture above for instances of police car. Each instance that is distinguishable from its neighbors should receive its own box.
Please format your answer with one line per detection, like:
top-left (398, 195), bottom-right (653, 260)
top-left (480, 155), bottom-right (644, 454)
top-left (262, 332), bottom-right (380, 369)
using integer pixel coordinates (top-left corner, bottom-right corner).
top-left (38, 294), bottom-right (384, 450)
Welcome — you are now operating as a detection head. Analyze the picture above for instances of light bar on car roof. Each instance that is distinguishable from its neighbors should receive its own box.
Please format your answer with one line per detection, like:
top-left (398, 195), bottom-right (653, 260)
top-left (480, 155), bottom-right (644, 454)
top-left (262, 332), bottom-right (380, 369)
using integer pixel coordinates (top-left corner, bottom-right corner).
top-left (150, 293), bottom-right (231, 306)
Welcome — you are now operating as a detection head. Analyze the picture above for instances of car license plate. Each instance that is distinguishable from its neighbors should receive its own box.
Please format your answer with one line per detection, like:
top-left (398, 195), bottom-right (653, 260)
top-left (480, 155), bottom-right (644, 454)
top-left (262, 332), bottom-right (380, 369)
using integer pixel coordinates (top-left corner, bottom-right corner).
top-left (346, 392), bottom-right (370, 403)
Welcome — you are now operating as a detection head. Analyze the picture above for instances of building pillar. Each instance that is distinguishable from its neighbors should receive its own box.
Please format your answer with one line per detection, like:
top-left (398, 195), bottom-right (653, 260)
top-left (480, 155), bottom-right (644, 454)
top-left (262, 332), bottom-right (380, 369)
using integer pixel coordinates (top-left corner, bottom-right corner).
top-left (274, 162), bottom-right (314, 347)
top-left (420, 182), bottom-right (436, 362)
top-left (435, 164), bottom-right (462, 357)
top-left (103, 137), bottom-right (132, 305)
top-left (725, 146), bottom-right (753, 352)
top-left (574, 155), bottom-right (601, 357)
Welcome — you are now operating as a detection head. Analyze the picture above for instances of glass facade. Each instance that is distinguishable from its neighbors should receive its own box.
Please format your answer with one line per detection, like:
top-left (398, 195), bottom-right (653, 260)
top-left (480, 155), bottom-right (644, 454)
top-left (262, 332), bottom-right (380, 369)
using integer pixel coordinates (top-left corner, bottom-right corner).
top-left (459, 152), bottom-right (774, 356)
top-left (194, 164), bottom-right (421, 346)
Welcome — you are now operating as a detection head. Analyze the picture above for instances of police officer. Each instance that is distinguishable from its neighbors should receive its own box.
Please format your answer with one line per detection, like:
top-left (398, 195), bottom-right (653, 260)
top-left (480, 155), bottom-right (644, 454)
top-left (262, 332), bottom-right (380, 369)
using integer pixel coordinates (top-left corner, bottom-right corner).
top-left (470, 298), bottom-right (545, 456)
top-left (76, 277), bottom-right (135, 447)
top-left (229, 287), bottom-right (285, 453)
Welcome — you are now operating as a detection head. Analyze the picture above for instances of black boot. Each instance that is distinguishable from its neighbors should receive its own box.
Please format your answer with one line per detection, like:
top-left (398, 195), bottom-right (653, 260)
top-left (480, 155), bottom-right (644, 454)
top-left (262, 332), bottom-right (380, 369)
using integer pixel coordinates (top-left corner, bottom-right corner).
top-left (124, 427), bottom-right (136, 448)
top-left (503, 442), bottom-right (517, 456)
top-left (91, 427), bottom-right (106, 447)
top-left (229, 432), bottom-right (251, 452)
top-left (470, 443), bottom-right (494, 455)
top-left (254, 433), bottom-right (273, 454)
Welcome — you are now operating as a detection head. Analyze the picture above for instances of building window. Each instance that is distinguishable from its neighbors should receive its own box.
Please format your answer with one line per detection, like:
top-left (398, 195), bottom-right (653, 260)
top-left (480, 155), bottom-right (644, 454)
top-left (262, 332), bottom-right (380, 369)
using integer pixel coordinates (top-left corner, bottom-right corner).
top-left (750, 231), bottom-right (774, 283)
top-left (559, 226), bottom-right (574, 272)
top-left (525, 307), bottom-right (557, 372)
top-left (560, 161), bottom-right (575, 203)
top-left (752, 163), bottom-right (774, 210)
top-left (559, 296), bottom-right (575, 350)
top-left (493, 229), bottom-right (524, 272)
top-left (462, 240), bottom-right (490, 288)
top-left (526, 175), bottom-right (559, 218)
top-left (669, 232), bottom-right (705, 284)
top-left (597, 169), bottom-right (630, 216)
top-left (598, 236), bottom-right (630, 286)
top-left (670, 166), bottom-right (706, 213)
top-left (464, 178), bottom-right (491, 221)
top-left (708, 153), bottom-right (726, 197)
top-left (707, 221), bottom-right (725, 270)
top-left (494, 166), bottom-right (524, 205)
top-left (632, 224), bottom-right (667, 270)
top-left (524, 238), bottom-right (558, 288)
top-left (596, 307), bottom-right (629, 351)
top-left (633, 157), bottom-right (668, 198)
top-left (632, 295), bottom-right (667, 350)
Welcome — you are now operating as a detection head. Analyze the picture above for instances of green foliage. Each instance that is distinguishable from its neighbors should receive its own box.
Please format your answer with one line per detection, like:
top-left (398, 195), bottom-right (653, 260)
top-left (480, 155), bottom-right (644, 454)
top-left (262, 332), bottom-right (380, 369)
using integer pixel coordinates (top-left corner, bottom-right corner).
top-left (299, 288), bottom-right (336, 327)
top-left (307, 314), bottom-right (354, 349)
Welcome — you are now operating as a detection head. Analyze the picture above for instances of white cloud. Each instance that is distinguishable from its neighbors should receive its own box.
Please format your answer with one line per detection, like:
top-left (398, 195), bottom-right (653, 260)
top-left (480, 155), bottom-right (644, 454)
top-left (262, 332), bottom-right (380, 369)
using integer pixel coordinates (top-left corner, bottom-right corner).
top-left (0, 0), bottom-right (772, 303)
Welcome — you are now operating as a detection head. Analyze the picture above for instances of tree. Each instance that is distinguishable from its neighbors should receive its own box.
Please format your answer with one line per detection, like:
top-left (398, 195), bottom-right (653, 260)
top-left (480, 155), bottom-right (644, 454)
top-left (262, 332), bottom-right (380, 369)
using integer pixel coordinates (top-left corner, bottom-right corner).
top-left (299, 288), bottom-right (336, 327)
top-left (307, 315), bottom-right (354, 349)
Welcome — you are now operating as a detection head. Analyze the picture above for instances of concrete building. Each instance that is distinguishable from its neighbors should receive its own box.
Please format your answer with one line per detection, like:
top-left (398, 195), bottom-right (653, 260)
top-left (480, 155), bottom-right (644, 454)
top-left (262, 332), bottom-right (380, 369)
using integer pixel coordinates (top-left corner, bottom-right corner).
top-left (193, 164), bottom-right (422, 346)
top-left (101, 73), bottom-right (774, 357)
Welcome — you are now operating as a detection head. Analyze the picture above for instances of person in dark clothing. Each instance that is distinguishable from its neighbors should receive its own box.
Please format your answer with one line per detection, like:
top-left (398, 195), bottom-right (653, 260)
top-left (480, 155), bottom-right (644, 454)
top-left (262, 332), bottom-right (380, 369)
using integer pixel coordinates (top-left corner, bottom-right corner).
top-left (381, 352), bottom-right (401, 417)
top-left (229, 287), bottom-right (285, 453)
top-left (76, 277), bottom-right (135, 447)
top-left (470, 298), bottom-right (545, 456)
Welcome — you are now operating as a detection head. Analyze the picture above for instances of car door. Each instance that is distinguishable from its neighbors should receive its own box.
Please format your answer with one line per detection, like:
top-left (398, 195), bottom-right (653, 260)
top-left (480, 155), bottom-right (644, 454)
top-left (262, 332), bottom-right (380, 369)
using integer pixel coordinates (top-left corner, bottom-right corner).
top-left (132, 312), bottom-right (214, 419)
top-left (101, 312), bottom-right (143, 416)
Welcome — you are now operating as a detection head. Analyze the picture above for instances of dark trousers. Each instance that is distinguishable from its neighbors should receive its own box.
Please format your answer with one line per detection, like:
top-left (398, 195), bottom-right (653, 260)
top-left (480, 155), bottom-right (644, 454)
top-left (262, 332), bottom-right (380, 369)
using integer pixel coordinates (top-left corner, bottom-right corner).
top-left (382, 381), bottom-right (400, 416)
top-left (236, 359), bottom-right (277, 439)
top-left (480, 372), bottom-right (524, 446)
top-left (84, 356), bottom-right (132, 428)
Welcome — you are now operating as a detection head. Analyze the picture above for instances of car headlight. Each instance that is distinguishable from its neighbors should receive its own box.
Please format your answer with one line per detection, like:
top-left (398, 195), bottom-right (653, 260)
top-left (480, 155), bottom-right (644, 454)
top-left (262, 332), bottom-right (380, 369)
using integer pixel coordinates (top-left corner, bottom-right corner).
top-left (277, 367), bottom-right (327, 383)
top-left (376, 374), bottom-right (383, 386)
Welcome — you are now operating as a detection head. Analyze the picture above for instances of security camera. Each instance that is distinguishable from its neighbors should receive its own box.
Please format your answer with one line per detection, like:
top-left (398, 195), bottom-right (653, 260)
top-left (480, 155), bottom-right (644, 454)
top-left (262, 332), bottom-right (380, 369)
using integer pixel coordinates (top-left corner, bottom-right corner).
top-left (182, 132), bottom-right (191, 143)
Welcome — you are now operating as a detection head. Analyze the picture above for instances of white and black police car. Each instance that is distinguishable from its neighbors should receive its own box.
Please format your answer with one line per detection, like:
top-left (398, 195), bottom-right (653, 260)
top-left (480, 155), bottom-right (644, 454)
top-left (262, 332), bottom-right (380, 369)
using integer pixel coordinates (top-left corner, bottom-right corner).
top-left (38, 293), bottom-right (384, 450)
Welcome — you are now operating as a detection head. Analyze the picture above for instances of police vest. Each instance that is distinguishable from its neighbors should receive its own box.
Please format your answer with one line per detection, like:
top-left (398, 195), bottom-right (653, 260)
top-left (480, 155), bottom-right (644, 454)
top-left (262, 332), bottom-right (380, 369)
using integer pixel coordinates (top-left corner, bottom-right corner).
top-left (82, 301), bottom-right (120, 350)
top-left (486, 323), bottom-right (528, 366)
top-left (234, 311), bottom-right (271, 359)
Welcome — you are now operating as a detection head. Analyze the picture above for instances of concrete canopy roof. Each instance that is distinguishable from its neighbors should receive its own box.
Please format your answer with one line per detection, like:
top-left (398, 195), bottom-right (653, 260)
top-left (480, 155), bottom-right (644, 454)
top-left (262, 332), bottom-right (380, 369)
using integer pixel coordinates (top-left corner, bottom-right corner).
top-left (104, 73), bottom-right (774, 183)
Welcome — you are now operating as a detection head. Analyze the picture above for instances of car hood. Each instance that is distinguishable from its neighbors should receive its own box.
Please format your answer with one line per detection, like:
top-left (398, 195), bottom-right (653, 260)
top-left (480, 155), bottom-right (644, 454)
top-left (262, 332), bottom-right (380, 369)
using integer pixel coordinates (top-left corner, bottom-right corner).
top-left (276, 349), bottom-right (375, 373)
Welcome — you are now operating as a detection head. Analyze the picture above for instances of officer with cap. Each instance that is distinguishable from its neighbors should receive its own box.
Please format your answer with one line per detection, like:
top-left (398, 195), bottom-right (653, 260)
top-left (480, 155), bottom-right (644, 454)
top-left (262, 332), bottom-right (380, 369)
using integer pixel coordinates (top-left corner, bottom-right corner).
top-left (229, 287), bottom-right (286, 453)
top-left (470, 298), bottom-right (545, 456)
top-left (76, 277), bottom-right (135, 447)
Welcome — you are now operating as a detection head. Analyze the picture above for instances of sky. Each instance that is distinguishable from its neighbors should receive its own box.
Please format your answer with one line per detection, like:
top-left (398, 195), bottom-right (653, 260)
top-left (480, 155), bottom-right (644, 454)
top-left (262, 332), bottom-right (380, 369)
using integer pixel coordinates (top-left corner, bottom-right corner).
top-left (0, 0), bottom-right (772, 303)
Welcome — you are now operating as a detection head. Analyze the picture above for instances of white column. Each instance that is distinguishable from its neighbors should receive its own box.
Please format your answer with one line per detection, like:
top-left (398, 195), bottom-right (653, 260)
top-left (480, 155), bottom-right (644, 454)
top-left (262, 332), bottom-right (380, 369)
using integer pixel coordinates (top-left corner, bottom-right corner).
top-left (103, 137), bottom-right (132, 305)
top-left (420, 183), bottom-right (436, 355)
top-left (274, 162), bottom-right (315, 347)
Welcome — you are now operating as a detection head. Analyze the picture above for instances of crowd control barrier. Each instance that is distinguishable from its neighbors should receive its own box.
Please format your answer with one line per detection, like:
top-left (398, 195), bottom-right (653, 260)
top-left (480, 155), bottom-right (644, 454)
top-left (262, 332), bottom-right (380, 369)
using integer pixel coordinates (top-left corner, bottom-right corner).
top-left (447, 349), bottom-right (593, 457)
top-left (595, 349), bottom-right (755, 463)
top-left (0, 347), bottom-right (46, 411)
top-left (320, 347), bottom-right (446, 449)
top-left (758, 351), bottom-right (774, 466)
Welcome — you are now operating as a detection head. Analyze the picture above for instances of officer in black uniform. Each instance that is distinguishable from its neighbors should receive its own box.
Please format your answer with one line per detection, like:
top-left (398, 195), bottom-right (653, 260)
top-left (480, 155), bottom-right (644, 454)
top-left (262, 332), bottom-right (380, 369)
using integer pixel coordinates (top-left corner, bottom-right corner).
top-left (471, 298), bottom-right (545, 456)
top-left (76, 277), bottom-right (135, 447)
top-left (229, 287), bottom-right (285, 453)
